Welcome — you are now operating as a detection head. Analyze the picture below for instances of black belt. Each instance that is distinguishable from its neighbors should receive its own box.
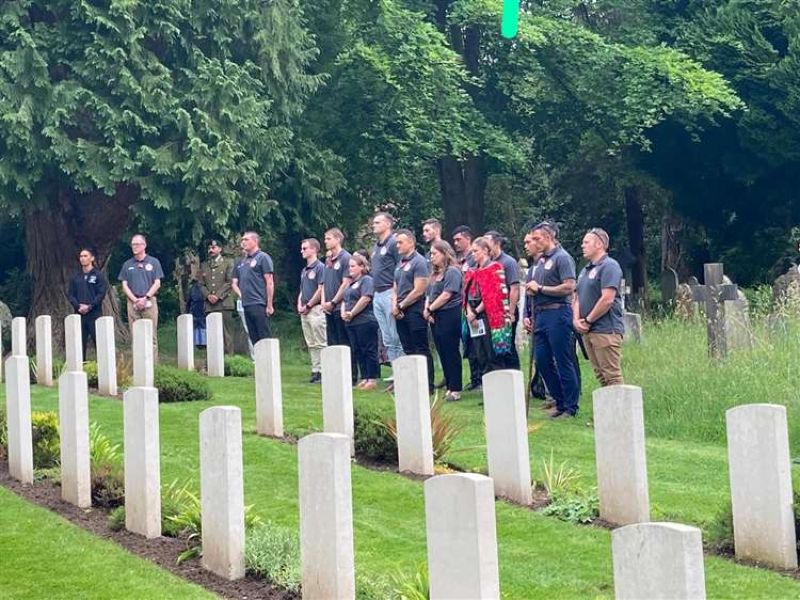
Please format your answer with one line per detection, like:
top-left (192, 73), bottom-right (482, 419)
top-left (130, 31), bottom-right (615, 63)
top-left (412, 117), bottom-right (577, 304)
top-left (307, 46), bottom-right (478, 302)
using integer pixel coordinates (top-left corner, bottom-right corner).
top-left (534, 303), bottom-right (566, 312)
top-left (375, 284), bottom-right (392, 292)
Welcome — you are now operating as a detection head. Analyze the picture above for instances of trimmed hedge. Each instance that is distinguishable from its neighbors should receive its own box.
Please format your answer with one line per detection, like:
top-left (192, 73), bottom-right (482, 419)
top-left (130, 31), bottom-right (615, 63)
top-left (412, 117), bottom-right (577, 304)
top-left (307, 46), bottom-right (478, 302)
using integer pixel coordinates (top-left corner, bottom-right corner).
top-left (155, 365), bottom-right (212, 403)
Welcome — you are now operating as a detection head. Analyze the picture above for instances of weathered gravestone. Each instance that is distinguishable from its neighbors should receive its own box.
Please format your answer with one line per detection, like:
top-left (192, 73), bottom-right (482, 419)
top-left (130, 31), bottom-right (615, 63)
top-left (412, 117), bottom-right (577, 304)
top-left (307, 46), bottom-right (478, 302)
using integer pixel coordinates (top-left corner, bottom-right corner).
top-left (612, 522), bottom-right (706, 600)
top-left (5, 355), bottom-right (33, 483)
top-left (124, 387), bottom-right (161, 538)
top-left (660, 268), bottom-right (679, 304)
top-left (255, 338), bottom-right (283, 438)
top-left (298, 433), bottom-right (355, 600)
top-left (200, 406), bottom-right (245, 580)
top-left (35, 315), bottom-right (53, 386)
top-left (482, 370), bottom-right (532, 505)
top-left (726, 404), bottom-right (797, 569)
top-left (59, 371), bottom-right (91, 507)
top-left (321, 346), bottom-right (354, 456)
top-left (95, 317), bottom-right (117, 396)
top-left (723, 282), bottom-right (753, 352)
top-left (425, 473), bottom-right (500, 599)
top-left (593, 385), bottom-right (649, 525)
top-left (394, 355), bottom-right (434, 476)
top-left (691, 263), bottom-right (739, 360)
top-left (176, 314), bottom-right (194, 371)
top-left (674, 283), bottom-right (696, 319)
top-left (622, 312), bottom-right (642, 344)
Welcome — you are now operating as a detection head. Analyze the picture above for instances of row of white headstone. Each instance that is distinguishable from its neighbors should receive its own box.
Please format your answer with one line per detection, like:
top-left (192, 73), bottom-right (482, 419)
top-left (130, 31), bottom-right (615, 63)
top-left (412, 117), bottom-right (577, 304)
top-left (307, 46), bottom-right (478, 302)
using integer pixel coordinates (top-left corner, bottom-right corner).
top-left (3, 313), bottom-right (799, 597)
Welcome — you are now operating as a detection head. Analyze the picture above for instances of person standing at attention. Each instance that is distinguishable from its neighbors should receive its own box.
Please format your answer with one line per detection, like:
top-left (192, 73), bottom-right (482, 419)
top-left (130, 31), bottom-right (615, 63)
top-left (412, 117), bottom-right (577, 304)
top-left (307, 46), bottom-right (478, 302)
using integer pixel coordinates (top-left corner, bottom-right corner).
top-left (484, 231), bottom-right (521, 369)
top-left (297, 238), bottom-right (327, 383)
top-left (342, 254), bottom-right (380, 390)
top-left (321, 228), bottom-right (357, 384)
top-left (118, 234), bottom-right (164, 358)
top-left (198, 239), bottom-right (235, 354)
top-left (68, 247), bottom-right (108, 358)
top-left (232, 231), bottom-right (274, 345)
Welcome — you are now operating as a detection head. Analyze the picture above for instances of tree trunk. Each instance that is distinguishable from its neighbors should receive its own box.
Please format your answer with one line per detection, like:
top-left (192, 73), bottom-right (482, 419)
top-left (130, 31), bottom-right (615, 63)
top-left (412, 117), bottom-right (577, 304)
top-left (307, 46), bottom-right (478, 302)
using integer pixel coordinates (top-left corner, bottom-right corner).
top-left (438, 155), bottom-right (487, 234)
top-left (660, 211), bottom-right (684, 274)
top-left (25, 185), bottom-right (138, 347)
top-left (624, 186), bottom-right (648, 310)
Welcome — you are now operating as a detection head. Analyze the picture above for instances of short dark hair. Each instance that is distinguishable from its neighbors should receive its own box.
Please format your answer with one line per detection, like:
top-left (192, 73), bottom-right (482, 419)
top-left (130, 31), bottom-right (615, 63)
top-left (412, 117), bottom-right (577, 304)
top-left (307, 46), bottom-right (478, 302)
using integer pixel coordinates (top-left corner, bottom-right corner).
top-left (531, 221), bottom-right (559, 239)
top-left (373, 211), bottom-right (395, 226)
top-left (484, 230), bottom-right (506, 248)
top-left (395, 228), bottom-right (416, 244)
top-left (451, 225), bottom-right (473, 240)
top-left (325, 227), bottom-right (345, 242)
top-left (302, 238), bottom-right (321, 252)
top-left (422, 218), bottom-right (441, 230)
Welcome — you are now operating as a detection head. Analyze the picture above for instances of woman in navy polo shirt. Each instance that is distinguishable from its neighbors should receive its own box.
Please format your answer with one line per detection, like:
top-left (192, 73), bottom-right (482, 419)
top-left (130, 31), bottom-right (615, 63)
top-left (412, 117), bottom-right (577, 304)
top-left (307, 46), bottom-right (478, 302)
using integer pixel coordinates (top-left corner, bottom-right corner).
top-left (342, 254), bottom-right (380, 390)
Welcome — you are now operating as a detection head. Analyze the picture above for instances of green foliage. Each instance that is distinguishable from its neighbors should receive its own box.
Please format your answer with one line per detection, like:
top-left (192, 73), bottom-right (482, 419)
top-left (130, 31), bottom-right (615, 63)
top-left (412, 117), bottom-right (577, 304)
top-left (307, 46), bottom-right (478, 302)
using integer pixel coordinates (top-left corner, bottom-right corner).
top-left (84, 361), bottom-right (99, 388)
top-left (0, 405), bottom-right (7, 456)
top-left (380, 395), bottom-right (463, 465)
top-left (161, 479), bottom-right (200, 538)
top-left (31, 411), bottom-right (59, 469)
top-left (706, 501), bottom-right (735, 555)
top-left (89, 423), bottom-right (125, 508)
top-left (353, 405), bottom-right (398, 464)
top-left (245, 522), bottom-right (302, 592)
top-left (389, 562), bottom-right (429, 600)
top-left (155, 365), bottom-right (212, 403)
top-left (108, 506), bottom-right (126, 532)
top-left (536, 451), bottom-right (582, 496)
top-left (224, 355), bottom-right (255, 378)
top-left (541, 489), bottom-right (600, 525)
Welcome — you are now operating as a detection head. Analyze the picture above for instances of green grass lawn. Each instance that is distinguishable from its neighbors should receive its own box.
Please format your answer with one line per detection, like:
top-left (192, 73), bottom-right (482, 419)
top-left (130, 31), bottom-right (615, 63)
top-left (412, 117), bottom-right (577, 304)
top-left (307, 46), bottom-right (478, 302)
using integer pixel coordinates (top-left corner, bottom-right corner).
top-left (4, 313), bottom-right (800, 597)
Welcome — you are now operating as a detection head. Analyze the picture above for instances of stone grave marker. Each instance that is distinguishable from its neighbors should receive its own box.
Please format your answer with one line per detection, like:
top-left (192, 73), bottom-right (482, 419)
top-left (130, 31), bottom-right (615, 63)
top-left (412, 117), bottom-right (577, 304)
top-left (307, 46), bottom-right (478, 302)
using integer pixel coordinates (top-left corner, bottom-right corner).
top-left (393, 355), bottom-right (434, 476)
top-left (726, 404), bottom-right (797, 569)
top-left (206, 312), bottom-right (224, 377)
top-left (321, 345), bottom-right (354, 455)
top-left (691, 263), bottom-right (739, 360)
top-left (11, 316), bottom-right (26, 356)
top-left (95, 317), bottom-right (117, 396)
top-left (255, 338), bottom-right (283, 437)
top-left (176, 314), bottom-right (194, 371)
top-left (124, 387), bottom-right (161, 538)
top-left (425, 473), bottom-right (500, 599)
top-left (660, 268), bottom-right (679, 304)
top-left (5, 355), bottom-right (33, 483)
top-left (200, 406), bottom-right (245, 580)
top-left (482, 370), bottom-right (532, 505)
top-left (593, 385), bottom-right (649, 525)
top-left (622, 312), bottom-right (642, 344)
top-left (64, 314), bottom-right (83, 371)
top-left (59, 371), bottom-right (91, 507)
top-left (722, 281), bottom-right (753, 351)
top-left (35, 315), bottom-right (53, 386)
top-left (612, 522), bottom-right (706, 599)
top-left (299, 433), bottom-right (355, 599)
top-left (132, 319), bottom-right (154, 387)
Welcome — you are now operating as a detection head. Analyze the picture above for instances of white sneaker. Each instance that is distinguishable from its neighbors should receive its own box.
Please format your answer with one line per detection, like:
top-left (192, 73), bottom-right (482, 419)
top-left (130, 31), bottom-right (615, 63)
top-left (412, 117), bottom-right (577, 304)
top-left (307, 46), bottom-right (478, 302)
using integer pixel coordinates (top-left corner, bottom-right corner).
top-left (382, 375), bottom-right (394, 382)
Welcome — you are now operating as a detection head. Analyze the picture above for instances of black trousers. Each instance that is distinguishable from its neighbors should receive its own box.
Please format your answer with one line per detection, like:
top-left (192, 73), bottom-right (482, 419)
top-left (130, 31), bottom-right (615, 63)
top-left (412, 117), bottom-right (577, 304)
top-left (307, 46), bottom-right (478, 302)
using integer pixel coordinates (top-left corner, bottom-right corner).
top-left (81, 311), bottom-right (100, 359)
top-left (346, 320), bottom-right (380, 379)
top-left (326, 311), bottom-right (358, 382)
top-left (431, 306), bottom-right (463, 392)
top-left (396, 302), bottom-right (434, 389)
top-left (243, 304), bottom-right (271, 345)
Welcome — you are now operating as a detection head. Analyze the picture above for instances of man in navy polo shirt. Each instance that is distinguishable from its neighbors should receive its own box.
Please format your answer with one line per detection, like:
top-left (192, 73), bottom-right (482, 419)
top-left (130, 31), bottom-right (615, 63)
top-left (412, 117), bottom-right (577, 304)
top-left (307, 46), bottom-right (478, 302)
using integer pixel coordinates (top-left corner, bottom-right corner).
top-left (573, 228), bottom-right (625, 387)
top-left (68, 247), bottom-right (108, 358)
top-left (526, 222), bottom-right (579, 418)
top-left (297, 238), bottom-right (327, 383)
top-left (232, 231), bottom-right (274, 345)
top-left (321, 227), bottom-right (357, 384)
top-left (118, 234), bottom-right (164, 357)
top-left (371, 212), bottom-right (405, 369)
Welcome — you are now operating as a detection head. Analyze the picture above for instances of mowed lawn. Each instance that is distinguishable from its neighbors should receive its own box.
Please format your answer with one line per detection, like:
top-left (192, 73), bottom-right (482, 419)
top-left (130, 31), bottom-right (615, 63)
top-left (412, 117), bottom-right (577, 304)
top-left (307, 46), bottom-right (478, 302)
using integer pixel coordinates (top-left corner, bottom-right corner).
top-left (3, 314), bottom-right (800, 597)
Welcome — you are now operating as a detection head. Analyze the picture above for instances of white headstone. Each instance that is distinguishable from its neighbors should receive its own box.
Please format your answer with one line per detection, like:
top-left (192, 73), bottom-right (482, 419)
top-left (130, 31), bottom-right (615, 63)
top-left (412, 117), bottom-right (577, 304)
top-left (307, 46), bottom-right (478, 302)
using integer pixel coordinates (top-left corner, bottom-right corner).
top-left (64, 314), bottom-right (83, 371)
top-left (612, 522), bottom-right (706, 600)
top-left (59, 371), bottom-right (91, 507)
top-left (206, 312), bottom-right (224, 377)
top-left (132, 319), bottom-right (154, 387)
top-left (321, 346), bottom-right (354, 456)
top-left (95, 316), bottom-right (117, 396)
top-left (726, 404), bottom-right (797, 569)
top-left (124, 387), bottom-right (161, 538)
top-left (176, 314), bottom-right (194, 371)
top-left (299, 433), bottom-right (355, 600)
top-left (593, 385), bottom-right (650, 525)
top-left (200, 406), bottom-right (245, 580)
top-left (35, 315), bottom-right (53, 386)
top-left (482, 370), bottom-right (531, 504)
top-left (255, 339), bottom-right (283, 437)
top-left (0, 320), bottom-right (3, 383)
top-left (425, 473), bottom-right (500, 599)
top-left (622, 312), bottom-right (642, 344)
top-left (5, 356), bottom-right (33, 483)
top-left (11, 316), bottom-right (26, 356)
top-left (393, 355), bottom-right (434, 476)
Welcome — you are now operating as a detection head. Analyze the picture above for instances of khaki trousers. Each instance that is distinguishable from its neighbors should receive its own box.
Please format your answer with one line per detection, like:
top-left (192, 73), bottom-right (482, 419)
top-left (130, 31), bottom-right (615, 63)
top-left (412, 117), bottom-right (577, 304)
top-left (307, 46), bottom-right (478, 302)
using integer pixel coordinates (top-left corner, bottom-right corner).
top-left (127, 297), bottom-right (159, 361)
top-left (300, 305), bottom-right (328, 372)
top-left (583, 332), bottom-right (623, 387)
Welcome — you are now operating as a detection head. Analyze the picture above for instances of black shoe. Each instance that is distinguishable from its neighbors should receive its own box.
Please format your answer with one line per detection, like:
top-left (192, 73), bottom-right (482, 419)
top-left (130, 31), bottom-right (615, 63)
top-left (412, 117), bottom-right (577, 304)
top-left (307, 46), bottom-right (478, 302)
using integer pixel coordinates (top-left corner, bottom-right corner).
top-left (465, 382), bottom-right (482, 392)
top-left (434, 378), bottom-right (447, 390)
top-left (309, 372), bottom-right (321, 384)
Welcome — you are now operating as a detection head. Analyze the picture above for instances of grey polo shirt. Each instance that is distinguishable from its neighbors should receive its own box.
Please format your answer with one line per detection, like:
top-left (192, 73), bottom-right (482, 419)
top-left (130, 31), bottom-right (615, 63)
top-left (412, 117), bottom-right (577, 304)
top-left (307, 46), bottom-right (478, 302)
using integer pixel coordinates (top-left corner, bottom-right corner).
top-left (118, 255), bottom-right (164, 297)
top-left (426, 266), bottom-right (463, 311)
top-left (394, 251), bottom-right (429, 305)
top-left (323, 249), bottom-right (351, 308)
top-left (234, 251), bottom-right (274, 307)
top-left (371, 234), bottom-right (400, 291)
top-left (343, 275), bottom-right (376, 326)
top-left (531, 245), bottom-right (576, 307)
top-left (300, 260), bottom-right (324, 305)
top-left (496, 251), bottom-right (521, 286)
top-left (576, 254), bottom-right (624, 335)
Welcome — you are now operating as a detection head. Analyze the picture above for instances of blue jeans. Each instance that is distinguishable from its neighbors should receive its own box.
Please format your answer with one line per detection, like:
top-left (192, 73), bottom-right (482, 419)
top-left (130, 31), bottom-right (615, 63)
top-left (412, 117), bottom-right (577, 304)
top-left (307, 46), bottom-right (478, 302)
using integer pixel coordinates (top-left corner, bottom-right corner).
top-left (373, 289), bottom-right (405, 362)
top-left (534, 306), bottom-right (580, 414)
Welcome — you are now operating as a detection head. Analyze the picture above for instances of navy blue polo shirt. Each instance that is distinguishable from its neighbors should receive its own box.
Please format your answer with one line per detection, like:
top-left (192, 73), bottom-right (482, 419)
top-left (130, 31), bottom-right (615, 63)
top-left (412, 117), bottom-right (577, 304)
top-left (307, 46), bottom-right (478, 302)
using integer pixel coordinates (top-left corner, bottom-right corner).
top-left (531, 245), bottom-right (576, 307)
top-left (323, 249), bottom-right (351, 307)
top-left (300, 260), bottom-right (324, 305)
top-left (394, 251), bottom-right (429, 305)
top-left (234, 251), bottom-right (274, 307)
top-left (426, 266), bottom-right (463, 311)
top-left (343, 275), bottom-right (376, 326)
top-left (118, 255), bottom-right (164, 297)
top-left (371, 234), bottom-right (400, 291)
top-left (576, 254), bottom-right (624, 334)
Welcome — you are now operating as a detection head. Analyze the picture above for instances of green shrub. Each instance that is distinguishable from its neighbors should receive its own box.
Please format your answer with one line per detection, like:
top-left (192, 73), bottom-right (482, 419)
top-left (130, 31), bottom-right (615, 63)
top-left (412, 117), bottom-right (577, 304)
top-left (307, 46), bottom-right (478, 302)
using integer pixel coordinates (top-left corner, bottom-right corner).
top-left (89, 423), bottom-right (125, 508)
top-left (162, 480), bottom-right (201, 538)
top-left (389, 563), bottom-right (429, 600)
top-left (108, 506), bottom-right (126, 531)
top-left (84, 361), bottom-right (99, 387)
top-left (706, 501), bottom-right (734, 554)
top-left (541, 489), bottom-right (599, 524)
top-left (155, 365), bottom-right (212, 403)
top-left (356, 576), bottom-right (392, 600)
top-left (354, 405), bottom-right (397, 464)
top-left (245, 522), bottom-right (301, 592)
top-left (31, 411), bottom-right (60, 468)
top-left (224, 355), bottom-right (254, 377)
top-left (0, 405), bottom-right (7, 456)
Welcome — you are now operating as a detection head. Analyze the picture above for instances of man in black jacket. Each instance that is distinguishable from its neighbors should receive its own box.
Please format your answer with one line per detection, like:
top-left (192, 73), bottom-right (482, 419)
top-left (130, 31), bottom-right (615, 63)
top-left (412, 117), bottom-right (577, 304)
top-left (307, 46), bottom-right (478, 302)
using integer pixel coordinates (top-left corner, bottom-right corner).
top-left (67, 247), bottom-right (108, 358)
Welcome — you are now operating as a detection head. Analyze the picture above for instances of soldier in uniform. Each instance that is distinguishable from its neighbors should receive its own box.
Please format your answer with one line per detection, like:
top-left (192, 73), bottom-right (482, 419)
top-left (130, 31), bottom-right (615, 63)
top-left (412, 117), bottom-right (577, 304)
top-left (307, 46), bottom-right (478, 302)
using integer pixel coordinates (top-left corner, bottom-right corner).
top-left (198, 239), bottom-right (235, 354)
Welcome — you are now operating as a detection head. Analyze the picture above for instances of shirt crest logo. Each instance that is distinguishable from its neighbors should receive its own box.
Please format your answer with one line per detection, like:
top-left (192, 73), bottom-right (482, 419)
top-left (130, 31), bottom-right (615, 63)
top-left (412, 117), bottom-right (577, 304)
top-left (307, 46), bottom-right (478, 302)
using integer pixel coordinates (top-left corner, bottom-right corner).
top-left (308, 271), bottom-right (316, 280)
top-left (145, 263), bottom-right (153, 271)
top-left (249, 259), bottom-right (257, 267)
top-left (334, 262), bottom-right (341, 270)
top-left (544, 260), bottom-right (553, 270)
top-left (403, 263), bottom-right (411, 272)
top-left (353, 281), bottom-right (360, 289)
top-left (588, 269), bottom-right (598, 280)
top-left (380, 246), bottom-right (388, 256)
